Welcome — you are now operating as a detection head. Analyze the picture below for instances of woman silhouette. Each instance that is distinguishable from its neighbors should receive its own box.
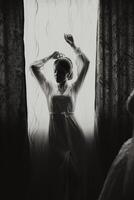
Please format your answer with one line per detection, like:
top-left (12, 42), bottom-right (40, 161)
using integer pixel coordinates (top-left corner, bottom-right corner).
top-left (30, 34), bottom-right (90, 200)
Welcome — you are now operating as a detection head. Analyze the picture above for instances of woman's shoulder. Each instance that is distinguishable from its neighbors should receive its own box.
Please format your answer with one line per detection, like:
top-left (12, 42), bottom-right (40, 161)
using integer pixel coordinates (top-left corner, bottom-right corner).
top-left (127, 90), bottom-right (134, 114)
top-left (44, 81), bottom-right (56, 97)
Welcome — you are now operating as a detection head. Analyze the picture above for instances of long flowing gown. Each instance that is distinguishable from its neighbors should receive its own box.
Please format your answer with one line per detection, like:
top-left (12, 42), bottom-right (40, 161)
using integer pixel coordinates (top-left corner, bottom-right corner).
top-left (98, 137), bottom-right (134, 200)
top-left (45, 83), bottom-right (87, 200)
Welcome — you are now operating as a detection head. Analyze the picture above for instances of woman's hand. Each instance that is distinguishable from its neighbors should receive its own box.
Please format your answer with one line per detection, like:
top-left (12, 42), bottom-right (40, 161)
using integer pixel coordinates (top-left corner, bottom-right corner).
top-left (64, 34), bottom-right (75, 48)
top-left (51, 51), bottom-right (64, 59)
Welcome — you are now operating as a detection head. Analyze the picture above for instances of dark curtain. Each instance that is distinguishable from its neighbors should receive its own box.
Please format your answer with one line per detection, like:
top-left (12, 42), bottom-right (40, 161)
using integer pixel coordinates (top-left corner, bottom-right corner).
top-left (95, 0), bottom-right (134, 176)
top-left (0, 1), bottom-right (29, 199)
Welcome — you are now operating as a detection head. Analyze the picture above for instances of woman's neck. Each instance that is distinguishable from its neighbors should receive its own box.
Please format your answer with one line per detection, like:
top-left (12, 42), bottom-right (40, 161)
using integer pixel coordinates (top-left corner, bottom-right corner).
top-left (58, 81), bottom-right (68, 93)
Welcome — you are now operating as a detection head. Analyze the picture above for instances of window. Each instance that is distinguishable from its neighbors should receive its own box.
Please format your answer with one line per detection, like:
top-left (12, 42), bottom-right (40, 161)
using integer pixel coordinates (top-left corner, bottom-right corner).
top-left (24, 0), bottom-right (98, 142)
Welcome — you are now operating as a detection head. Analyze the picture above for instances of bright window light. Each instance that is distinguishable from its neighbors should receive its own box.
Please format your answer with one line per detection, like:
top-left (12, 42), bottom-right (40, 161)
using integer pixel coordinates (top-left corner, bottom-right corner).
top-left (24, 0), bottom-right (98, 143)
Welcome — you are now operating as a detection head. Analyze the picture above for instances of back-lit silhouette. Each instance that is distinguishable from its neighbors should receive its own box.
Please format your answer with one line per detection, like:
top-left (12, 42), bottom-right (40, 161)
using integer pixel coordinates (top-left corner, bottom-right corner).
top-left (30, 34), bottom-right (90, 200)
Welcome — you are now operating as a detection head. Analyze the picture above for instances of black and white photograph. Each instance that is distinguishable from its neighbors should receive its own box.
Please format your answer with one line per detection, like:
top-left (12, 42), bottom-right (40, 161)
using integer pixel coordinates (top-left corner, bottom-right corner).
top-left (0, 0), bottom-right (134, 200)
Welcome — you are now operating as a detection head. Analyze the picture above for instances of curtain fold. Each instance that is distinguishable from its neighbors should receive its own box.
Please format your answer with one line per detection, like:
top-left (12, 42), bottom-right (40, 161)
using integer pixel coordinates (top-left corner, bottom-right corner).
top-left (0, 1), bottom-right (29, 199)
top-left (95, 0), bottom-right (134, 175)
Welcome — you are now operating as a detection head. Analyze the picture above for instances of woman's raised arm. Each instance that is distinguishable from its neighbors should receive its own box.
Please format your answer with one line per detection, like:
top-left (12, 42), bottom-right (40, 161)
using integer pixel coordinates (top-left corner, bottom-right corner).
top-left (64, 34), bottom-right (90, 94)
top-left (30, 51), bottom-right (60, 96)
